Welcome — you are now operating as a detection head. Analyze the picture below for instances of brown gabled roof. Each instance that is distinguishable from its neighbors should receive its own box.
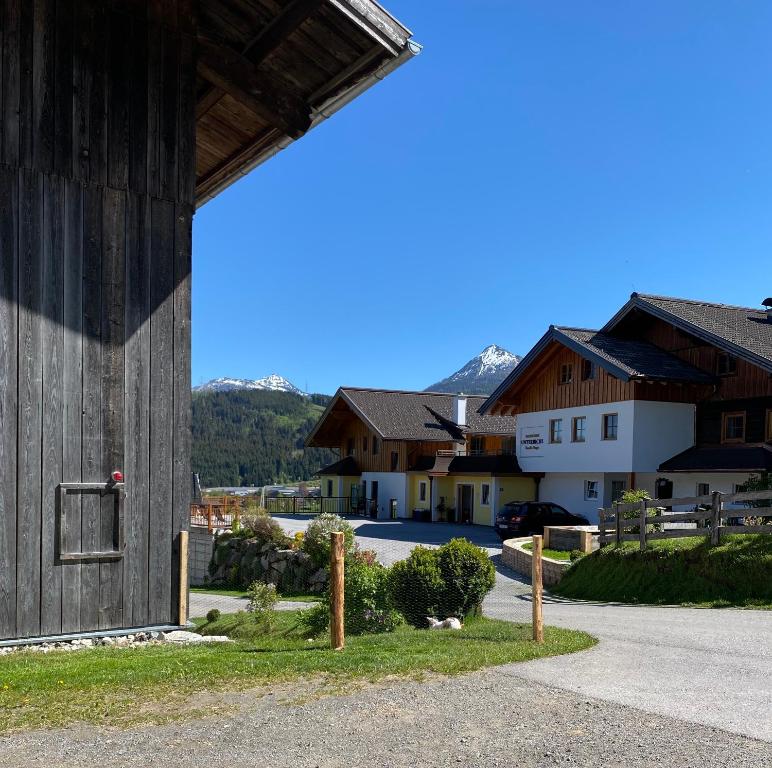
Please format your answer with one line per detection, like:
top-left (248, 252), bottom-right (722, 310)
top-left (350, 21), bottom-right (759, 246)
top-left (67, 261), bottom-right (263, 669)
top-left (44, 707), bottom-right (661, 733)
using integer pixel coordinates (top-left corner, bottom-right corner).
top-left (480, 324), bottom-right (714, 414)
top-left (603, 294), bottom-right (772, 373)
top-left (307, 388), bottom-right (517, 446)
top-left (556, 328), bottom-right (715, 383)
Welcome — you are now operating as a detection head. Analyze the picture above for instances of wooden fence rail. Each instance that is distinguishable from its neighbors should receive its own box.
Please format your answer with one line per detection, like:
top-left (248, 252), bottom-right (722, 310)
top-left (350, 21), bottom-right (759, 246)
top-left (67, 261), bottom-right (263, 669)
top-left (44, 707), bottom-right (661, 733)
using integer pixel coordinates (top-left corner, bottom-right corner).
top-left (599, 489), bottom-right (772, 550)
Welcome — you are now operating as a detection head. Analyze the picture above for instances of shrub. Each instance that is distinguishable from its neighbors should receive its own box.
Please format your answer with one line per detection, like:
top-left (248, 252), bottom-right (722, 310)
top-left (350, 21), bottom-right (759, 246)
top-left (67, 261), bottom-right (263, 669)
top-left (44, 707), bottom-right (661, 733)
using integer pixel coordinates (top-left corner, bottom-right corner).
top-left (242, 509), bottom-right (291, 548)
top-left (388, 539), bottom-right (495, 627)
top-left (388, 546), bottom-right (444, 627)
top-left (436, 538), bottom-right (495, 619)
top-left (206, 608), bottom-right (221, 624)
top-left (246, 581), bottom-right (278, 632)
top-left (344, 559), bottom-right (402, 635)
top-left (619, 489), bottom-right (663, 533)
top-left (302, 513), bottom-right (355, 568)
top-left (301, 558), bottom-right (402, 637)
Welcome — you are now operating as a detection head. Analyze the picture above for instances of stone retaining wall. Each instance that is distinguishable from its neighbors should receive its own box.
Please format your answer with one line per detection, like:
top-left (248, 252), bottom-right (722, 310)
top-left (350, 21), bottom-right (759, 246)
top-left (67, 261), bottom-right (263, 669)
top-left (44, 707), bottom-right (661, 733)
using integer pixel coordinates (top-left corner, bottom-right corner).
top-left (501, 537), bottom-right (570, 587)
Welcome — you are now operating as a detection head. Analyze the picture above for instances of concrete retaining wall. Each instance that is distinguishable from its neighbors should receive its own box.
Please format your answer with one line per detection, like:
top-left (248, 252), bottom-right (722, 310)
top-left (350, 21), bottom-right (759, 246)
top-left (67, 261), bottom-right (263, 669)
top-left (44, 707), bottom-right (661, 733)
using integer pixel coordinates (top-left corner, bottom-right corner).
top-left (501, 537), bottom-right (570, 587)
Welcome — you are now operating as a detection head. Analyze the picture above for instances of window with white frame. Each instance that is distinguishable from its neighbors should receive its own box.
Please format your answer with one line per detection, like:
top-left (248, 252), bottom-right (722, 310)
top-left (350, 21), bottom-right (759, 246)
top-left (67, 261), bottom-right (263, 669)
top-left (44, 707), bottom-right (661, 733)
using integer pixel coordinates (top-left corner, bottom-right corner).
top-left (419, 481), bottom-right (427, 503)
top-left (584, 480), bottom-right (599, 500)
top-left (481, 483), bottom-right (490, 505)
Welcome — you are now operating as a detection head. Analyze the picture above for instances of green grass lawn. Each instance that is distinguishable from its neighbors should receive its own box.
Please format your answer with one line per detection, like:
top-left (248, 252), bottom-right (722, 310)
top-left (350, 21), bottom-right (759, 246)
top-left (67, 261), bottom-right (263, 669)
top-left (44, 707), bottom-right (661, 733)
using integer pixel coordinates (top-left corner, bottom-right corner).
top-left (553, 534), bottom-right (772, 607)
top-left (0, 612), bottom-right (594, 734)
top-left (521, 542), bottom-right (572, 561)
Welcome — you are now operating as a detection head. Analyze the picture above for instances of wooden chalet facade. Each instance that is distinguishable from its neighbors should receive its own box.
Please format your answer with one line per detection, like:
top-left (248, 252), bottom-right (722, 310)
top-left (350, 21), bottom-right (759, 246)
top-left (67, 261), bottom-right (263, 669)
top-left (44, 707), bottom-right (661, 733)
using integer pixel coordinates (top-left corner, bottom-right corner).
top-left (306, 388), bottom-right (541, 526)
top-left (481, 294), bottom-right (772, 521)
top-left (0, 0), bottom-right (418, 644)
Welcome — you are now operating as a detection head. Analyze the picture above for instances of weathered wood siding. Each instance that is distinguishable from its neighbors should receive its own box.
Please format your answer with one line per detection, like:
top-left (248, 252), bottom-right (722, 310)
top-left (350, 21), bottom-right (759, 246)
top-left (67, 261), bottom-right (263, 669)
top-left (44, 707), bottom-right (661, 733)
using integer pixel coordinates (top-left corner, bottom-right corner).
top-left (632, 316), bottom-right (772, 399)
top-left (500, 344), bottom-right (710, 414)
top-left (0, 0), bottom-right (195, 640)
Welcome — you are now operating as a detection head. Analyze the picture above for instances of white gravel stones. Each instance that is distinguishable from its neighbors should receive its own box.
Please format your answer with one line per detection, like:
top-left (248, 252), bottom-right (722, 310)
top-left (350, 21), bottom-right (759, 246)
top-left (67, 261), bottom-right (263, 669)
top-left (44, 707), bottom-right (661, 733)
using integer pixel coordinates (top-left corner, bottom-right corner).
top-left (0, 629), bottom-right (229, 656)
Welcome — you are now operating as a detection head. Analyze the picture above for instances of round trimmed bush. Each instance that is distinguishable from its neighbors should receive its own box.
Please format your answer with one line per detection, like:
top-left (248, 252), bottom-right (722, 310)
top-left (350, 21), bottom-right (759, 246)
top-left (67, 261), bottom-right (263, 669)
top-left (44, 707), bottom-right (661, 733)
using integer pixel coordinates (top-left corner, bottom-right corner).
top-left (388, 546), bottom-right (444, 627)
top-left (436, 538), bottom-right (495, 618)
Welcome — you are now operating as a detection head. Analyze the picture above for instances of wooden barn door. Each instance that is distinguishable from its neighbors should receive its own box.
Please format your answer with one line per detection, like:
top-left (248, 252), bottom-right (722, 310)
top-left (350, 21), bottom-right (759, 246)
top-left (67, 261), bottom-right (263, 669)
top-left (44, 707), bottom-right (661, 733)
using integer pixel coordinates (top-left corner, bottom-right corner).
top-left (0, 1), bottom-right (194, 642)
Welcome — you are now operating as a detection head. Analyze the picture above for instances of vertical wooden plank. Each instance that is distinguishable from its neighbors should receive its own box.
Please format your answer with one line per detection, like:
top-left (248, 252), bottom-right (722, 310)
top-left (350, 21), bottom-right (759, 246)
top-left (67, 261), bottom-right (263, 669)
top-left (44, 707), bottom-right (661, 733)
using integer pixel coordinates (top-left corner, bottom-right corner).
top-left (176, 31), bottom-right (195, 205)
top-left (99, 187), bottom-right (126, 629)
top-left (32, 0), bottom-right (56, 173)
top-left (16, 168), bottom-right (43, 638)
top-left (80, 185), bottom-right (102, 632)
top-left (61, 178), bottom-right (83, 634)
top-left (72, 0), bottom-right (94, 183)
top-left (159, 26), bottom-right (179, 200)
top-left (148, 198), bottom-right (174, 624)
top-left (147, 20), bottom-right (162, 198)
top-left (124, 193), bottom-right (151, 627)
top-left (171, 203), bottom-right (192, 622)
top-left (0, 166), bottom-right (19, 639)
top-left (54, 0), bottom-right (75, 179)
top-left (18, 0), bottom-right (34, 169)
top-left (88, 1), bottom-right (108, 187)
top-left (129, 14), bottom-right (149, 195)
top-left (40, 174), bottom-right (64, 636)
top-left (2, 0), bottom-right (21, 167)
top-left (107, 7), bottom-right (131, 190)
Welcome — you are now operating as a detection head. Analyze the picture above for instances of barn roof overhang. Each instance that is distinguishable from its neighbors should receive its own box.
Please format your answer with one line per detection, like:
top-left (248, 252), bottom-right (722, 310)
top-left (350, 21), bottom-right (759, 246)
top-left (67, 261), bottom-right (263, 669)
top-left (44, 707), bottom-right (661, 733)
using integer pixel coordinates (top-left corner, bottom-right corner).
top-left (195, 0), bottom-right (420, 206)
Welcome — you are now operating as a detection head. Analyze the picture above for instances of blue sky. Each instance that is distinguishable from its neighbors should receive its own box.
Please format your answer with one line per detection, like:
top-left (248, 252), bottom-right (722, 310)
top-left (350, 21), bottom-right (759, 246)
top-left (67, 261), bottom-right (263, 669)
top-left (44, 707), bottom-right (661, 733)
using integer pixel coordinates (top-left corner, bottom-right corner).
top-left (192, 0), bottom-right (772, 394)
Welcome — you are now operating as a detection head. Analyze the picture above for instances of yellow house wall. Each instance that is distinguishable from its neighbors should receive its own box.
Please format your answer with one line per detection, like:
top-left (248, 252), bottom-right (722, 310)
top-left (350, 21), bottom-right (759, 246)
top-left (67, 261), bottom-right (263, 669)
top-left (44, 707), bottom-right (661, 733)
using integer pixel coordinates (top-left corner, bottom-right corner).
top-left (496, 477), bottom-right (537, 507)
top-left (407, 474), bottom-right (431, 512)
top-left (319, 475), bottom-right (361, 498)
top-left (433, 475), bottom-right (493, 526)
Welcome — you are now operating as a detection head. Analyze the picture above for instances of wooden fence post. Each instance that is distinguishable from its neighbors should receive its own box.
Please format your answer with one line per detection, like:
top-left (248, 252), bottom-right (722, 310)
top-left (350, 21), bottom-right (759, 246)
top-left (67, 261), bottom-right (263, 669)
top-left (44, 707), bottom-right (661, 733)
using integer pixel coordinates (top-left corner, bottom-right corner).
top-left (710, 491), bottom-right (722, 546)
top-left (330, 531), bottom-right (345, 650)
top-left (179, 530), bottom-right (189, 626)
top-left (615, 501), bottom-right (622, 546)
top-left (598, 508), bottom-right (606, 548)
top-left (206, 507), bottom-right (213, 534)
top-left (639, 499), bottom-right (648, 551)
top-left (532, 534), bottom-right (544, 644)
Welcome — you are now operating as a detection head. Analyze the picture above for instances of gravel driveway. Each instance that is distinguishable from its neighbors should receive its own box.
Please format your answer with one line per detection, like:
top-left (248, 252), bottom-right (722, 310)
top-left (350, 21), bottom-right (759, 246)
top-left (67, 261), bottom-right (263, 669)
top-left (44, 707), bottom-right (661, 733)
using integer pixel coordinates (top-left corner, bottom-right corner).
top-left (2, 669), bottom-right (770, 767)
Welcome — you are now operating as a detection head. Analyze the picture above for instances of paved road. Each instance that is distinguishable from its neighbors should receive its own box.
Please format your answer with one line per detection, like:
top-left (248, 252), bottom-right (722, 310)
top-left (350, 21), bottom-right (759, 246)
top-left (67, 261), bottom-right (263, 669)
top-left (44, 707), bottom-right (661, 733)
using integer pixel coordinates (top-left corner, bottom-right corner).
top-left (268, 516), bottom-right (772, 742)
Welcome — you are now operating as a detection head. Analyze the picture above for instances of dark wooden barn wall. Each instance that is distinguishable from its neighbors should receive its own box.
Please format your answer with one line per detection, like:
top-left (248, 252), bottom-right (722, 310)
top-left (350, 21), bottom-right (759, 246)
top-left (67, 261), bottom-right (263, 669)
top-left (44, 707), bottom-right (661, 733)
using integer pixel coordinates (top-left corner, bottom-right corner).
top-left (0, 0), bottom-right (195, 640)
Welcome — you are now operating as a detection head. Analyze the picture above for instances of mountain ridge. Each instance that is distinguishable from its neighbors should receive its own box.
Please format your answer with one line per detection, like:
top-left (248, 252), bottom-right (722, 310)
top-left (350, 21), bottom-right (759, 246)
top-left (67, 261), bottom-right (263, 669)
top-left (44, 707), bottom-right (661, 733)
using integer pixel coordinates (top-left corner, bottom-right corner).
top-left (425, 344), bottom-right (521, 396)
top-left (194, 374), bottom-right (307, 396)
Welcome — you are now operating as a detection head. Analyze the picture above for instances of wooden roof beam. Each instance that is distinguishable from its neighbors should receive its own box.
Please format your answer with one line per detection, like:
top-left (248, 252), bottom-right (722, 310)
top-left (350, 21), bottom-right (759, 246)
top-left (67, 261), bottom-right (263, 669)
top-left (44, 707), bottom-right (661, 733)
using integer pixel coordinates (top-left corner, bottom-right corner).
top-left (197, 0), bottom-right (325, 120)
top-left (197, 35), bottom-right (312, 139)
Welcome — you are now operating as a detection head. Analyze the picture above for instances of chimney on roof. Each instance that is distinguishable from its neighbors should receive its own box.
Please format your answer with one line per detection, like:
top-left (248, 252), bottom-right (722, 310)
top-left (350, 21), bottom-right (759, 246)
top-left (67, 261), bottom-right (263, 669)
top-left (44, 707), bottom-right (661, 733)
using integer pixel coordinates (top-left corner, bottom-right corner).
top-left (453, 394), bottom-right (467, 427)
top-left (763, 297), bottom-right (772, 321)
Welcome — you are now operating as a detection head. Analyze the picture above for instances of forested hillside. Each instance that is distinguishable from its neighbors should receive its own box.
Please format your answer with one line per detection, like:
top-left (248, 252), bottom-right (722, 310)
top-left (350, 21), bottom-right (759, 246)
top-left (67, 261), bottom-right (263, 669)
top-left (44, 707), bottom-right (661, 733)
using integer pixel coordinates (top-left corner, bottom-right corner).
top-left (192, 390), bottom-right (336, 487)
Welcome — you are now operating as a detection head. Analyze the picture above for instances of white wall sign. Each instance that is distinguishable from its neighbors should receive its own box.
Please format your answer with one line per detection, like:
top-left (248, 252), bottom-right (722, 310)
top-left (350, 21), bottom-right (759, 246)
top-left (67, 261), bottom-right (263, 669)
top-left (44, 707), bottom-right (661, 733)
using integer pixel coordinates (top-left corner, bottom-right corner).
top-left (519, 425), bottom-right (546, 458)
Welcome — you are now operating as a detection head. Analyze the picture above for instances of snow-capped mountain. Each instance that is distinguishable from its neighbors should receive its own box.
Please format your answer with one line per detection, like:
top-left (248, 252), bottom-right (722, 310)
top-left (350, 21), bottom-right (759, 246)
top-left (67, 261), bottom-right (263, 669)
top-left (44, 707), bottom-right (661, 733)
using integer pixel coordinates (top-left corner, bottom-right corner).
top-left (193, 374), bottom-right (307, 396)
top-left (426, 345), bottom-right (521, 396)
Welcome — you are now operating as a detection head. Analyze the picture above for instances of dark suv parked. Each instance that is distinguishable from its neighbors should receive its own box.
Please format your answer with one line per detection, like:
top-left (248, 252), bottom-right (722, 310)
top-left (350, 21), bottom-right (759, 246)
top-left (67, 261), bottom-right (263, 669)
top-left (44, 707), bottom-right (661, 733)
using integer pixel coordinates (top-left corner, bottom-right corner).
top-left (494, 501), bottom-right (589, 539)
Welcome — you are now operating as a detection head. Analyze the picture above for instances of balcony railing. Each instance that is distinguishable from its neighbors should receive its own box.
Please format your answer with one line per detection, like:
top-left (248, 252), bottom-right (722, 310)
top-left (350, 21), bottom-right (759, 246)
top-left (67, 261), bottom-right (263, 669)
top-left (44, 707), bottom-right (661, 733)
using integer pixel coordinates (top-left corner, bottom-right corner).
top-left (265, 496), bottom-right (376, 517)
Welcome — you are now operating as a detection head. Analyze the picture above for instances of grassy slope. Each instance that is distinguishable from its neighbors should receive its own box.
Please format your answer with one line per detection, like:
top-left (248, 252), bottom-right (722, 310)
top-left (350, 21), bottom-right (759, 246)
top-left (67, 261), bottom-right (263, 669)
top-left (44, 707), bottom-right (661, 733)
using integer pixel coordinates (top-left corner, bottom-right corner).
top-left (0, 612), bottom-right (594, 733)
top-left (553, 534), bottom-right (772, 607)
